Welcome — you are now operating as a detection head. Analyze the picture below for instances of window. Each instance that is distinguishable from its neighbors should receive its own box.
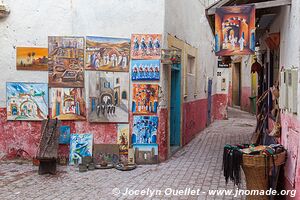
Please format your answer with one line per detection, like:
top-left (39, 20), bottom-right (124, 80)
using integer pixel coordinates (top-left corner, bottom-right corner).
top-left (187, 55), bottom-right (195, 75)
top-left (122, 91), bottom-right (127, 100)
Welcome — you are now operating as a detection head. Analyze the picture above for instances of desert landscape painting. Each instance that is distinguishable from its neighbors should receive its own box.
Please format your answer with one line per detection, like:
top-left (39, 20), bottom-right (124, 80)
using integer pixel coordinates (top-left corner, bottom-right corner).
top-left (16, 47), bottom-right (48, 71)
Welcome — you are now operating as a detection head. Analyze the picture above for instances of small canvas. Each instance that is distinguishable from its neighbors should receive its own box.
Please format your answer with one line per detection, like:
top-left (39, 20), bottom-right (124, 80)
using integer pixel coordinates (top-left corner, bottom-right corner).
top-left (69, 133), bottom-right (93, 165)
top-left (131, 60), bottom-right (160, 81)
top-left (132, 84), bottom-right (159, 114)
top-left (131, 34), bottom-right (162, 60)
top-left (93, 144), bottom-right (120, 164)
top-left (16, 47), bottom-right (48, 71)
top-left (6, 82), bottom-right (48, 121)
top-left (117, 124), bottom-right (129, 155)
top-left (59, 126), bottom-right (71, 144)
top-left (133, 144), bottom-right (158, 165)
top-left (132, 116), bottom-right (158, 144)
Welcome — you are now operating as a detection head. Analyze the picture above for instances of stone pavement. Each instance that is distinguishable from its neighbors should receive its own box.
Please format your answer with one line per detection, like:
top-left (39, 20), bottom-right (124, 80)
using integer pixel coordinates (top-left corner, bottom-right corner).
top-left (0, 108), bottom-right (256, 200)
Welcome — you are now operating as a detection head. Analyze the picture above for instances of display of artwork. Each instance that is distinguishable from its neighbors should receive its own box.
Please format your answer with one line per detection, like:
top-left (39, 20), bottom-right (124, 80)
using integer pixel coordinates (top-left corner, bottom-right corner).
top-left (48, 36), bottom-right (85, 87)
top-left (16, 47), bottom-right (48, 71)
top-left (131, 34), bottom-right (162, 60)
top-left (132, 84), bottom-right (159, 114)
top-left (88, 71), bottom-right (129, 123)
top-left (69, 133), bottom-right (93, 165)
top-left (215, 5), bottom-right (255, 56)
top-left (133, 144), bottom-right (158, 165)
top-left (6, 82), bottom-right (48, 121)
top-left (132, 116), bottom-right (158, 144)
top-left (93, 144), bottom-right (119, 164)
top-left (117, 124), bottom-right (129, 155)
top-left (131, 60), bottom-right (160, 81)
top-left (85, 36), bottom-right (130, 72)
top-left (59, 126), bottom-right (71, 144)
top-left (51, 88), bottom-right (86, 120)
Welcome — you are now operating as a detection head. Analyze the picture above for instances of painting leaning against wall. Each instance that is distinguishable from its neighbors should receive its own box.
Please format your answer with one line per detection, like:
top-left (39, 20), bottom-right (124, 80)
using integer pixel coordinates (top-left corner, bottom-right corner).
top-left (6, 82), bottom-right (48, 121)
top-left (69, 133), bottom-right (93, 165)
top-left (16, 47), bottom-right (48, 71)
top-left (117, 124), bottom-right (129, 155)
top-left (132, 84), bottom-right (159, 114)
top-left (51, 88), bottom-right (86, 120)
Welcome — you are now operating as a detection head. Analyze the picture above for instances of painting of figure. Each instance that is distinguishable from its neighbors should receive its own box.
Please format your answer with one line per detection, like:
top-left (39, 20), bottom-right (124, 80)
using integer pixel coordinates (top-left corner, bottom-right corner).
top-left (131, 34), bottom-right (162, 60)
top-left (88, 71), bottom-right (129, 123)
top-left (69, 133), bottom-right (93, 165)
top-left (215, 5), bottom-right (255, 56)
top-left (132, 116), bottom-right (158, 144)
top-left (59, 126), bottom-right (71, 144)
top-left (133, 144), bottom-right (158, 165)
top-left (131, 60), bottom-right (160, 81)
top-left (6, 82), bottom-right (48, 121)
top-left (85, 36), bottom-right (130, 72)
top-left (117, 124), bottom-right (129, 155)
top-left (16, 47), bottom-right (48, 71)
top-left (132, 84), bottom-right (159, 114)
top-left (51, 88), bottom-right (86, 120)
top-left (48, 36), bottom-right (85, 87)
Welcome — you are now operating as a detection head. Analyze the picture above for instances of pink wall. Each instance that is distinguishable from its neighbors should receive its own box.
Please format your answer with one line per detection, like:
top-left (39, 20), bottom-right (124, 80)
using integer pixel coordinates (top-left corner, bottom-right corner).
top-left (241, 86), bottom-right (251, 112)
top-left (212, 94), bottom-right (228, 120)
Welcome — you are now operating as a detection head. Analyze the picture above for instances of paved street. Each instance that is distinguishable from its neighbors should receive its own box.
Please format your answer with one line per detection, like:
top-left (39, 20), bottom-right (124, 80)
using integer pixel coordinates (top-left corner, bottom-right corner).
top-left (0, 108), bottom-right (255, 200)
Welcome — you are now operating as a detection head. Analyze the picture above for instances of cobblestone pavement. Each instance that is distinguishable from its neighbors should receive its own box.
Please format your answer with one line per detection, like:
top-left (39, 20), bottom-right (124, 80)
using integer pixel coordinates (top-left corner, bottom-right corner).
top-left (0, 108), bottom-right (256, 200)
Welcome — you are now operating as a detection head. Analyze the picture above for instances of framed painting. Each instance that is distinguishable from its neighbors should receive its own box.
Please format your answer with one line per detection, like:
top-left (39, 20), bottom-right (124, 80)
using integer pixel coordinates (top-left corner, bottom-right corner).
top-left (69, 133), bottom-right (93, 165)
top-left (6, 82), bottom-right (48, 121)
top-left (215, 5), bottom-right (255, 56)
top-left (59, 125), bottom-right (71, 144)
top-left (132, 116), bottom-right (158, 144)
top-left (87, 71), bottom-right (129, 123)
top-left (51, 88), bottom-right (86, 120)
top-left (85, 36), bottom-right (130, 72)
top-left (117, 124), bottom-right (129, 155)
top-left (131, 34), bottom-right (162, 60)
top-left (133, 144), bottom-right (158, 165)
top-left (48, 36), bottom-right (85, 87)
top-left (131, 60), bottom-right (160, 81)
top-left (16, 47), bottom-right (48, 71)
top-left (132, 84), bottom-right (159, 114)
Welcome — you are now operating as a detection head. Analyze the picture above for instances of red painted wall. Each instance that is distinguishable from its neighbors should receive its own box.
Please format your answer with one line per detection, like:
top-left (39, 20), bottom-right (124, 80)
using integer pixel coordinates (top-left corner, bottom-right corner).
top-left (212, 94), bottom-right (228, 120)
top-left (241, 86), bottom-right (251, 112)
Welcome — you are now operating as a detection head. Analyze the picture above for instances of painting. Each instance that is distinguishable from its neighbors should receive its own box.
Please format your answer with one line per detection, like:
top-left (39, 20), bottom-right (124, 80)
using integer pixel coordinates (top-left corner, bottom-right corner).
top-left (215, 5), bottom-right (255, 56)
top-left (59, 126), bottom-right (71, 144)
top-left (131, 34), bottom-right (162, 60)
top-left (161, 49), bottom-right (182, 65)
top-left (16, 47), bottom-right (48, 71)
top-left (93, 144), bottom-right (119, 164)
top-left (69, 133), bottom-right (93, 165)
top-left (88, 71), bottom-right (129, 123)
top-left (132, 84), bottom-right (159, 114)
top-left (51, 88), bottom-right (86, 120)
top-left (48, 36), bottom-right (85, 87)
top-left (132, 116), bottom-right (158, 144)
top-left (6, 82), bottom-right (48, 121)
top-left (85, 36), bottom-right (130, 72)
top-left (133, 144), bottom-right (158, 165)
top-left (117, 124), bottom-right (129, 155)
top-left (131, 60), bottom-right (160, 81)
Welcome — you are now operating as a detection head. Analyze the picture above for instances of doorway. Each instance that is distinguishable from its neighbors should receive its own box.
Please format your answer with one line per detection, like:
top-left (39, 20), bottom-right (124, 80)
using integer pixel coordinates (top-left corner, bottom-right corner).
top-left (232, 62), bottom-right (241, 107)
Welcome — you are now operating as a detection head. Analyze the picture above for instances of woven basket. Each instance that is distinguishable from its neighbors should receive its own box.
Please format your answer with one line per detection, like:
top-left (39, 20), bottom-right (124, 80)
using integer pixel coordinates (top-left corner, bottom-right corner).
top-left (241, 151), bottom-right (286, 200)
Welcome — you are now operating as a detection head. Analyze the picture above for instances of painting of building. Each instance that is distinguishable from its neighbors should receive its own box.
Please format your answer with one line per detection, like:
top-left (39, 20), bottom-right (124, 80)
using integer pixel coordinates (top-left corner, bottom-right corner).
top-left (48, 36), bottom-right (85, 87)
top-left (131, 34), bottom-right (162, 60)
top-left (51, 88), bottom-right (86, 120)
top-left (69, 133), bottom-right (93, 165)
top-left (215, 5), bottom-right (255, 56)
top-left (133, 144), bottom-right (158, 165)
top-left (59, 126), bottom-right (71, 144)
top-left (132, 84), bottom-right (159, 114)
top-left (117, 124), bottom-right (129, 155)
top-left (131, 60), bottom-right (160, 81)
top-left (85, 36), bottom-right (130, 72)
top-left (6, 82), bottom-right (48, 121)
top-left (88, 71), bottom-right (129, 123)
top-left (16, 47), bottom-right (48, 71)
top-left (132, 116), bottom-right (158, 144)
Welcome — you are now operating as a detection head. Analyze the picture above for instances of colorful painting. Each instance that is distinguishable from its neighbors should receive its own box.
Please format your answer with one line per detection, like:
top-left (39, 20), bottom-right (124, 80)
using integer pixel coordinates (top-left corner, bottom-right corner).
top-left (215, 5), bottom-right (255, 56)
top-left (161, 49), bottom-right (182, 65)
top-left (6, 82), bottom-right (48, 121)
top-left (48, 36), bottom-right (85, 87)
top-left (93, 144), bottom-right (119, 164)
top-left (133, 144), bottom-right (158, 165)
top-left (131, 60), bottom-right (160, 81)
top-left (59, 126), bottom-right (71, 144)
top-left (16, 47), bottom-right (48, 71)
top-left (88, 71), bottom-right (129, 123)
top-left (132, 84), bottom-right (159, 114)
top-left (117, 124), bottom-right (129, 155)
top-left (69, 133), bottom-right (93, 165)
top-left (131, 34), bottom-right (162, 60)
top-left (51, 88), bottom-right (86, 120)
top-left (85, 36), bottom-right (130, 72)
top-left (132, 116), bottom-right (158, 144)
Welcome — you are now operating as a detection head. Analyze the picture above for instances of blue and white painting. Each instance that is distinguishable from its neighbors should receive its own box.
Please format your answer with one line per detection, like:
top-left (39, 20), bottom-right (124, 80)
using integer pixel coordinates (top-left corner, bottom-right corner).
top-left (69, 133), bottom-right (93, 165)
top-left (59, 126), bottom-right (71, 144)
top-left (6, 82), bottom-right (48, 121)
top-left (131, 60), bottom-right (160, 81)
top-left (132, 116), bottom-right (158, 144)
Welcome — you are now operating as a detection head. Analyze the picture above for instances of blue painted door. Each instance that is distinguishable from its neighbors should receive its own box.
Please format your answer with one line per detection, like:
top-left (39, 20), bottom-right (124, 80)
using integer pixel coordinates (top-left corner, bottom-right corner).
top-left (207, 79), bottom-right (213, 126)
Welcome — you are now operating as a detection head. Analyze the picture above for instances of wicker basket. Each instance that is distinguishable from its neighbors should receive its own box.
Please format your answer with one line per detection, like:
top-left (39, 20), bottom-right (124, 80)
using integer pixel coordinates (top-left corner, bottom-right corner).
top-left (241, 151), bottom-right (286, 200)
